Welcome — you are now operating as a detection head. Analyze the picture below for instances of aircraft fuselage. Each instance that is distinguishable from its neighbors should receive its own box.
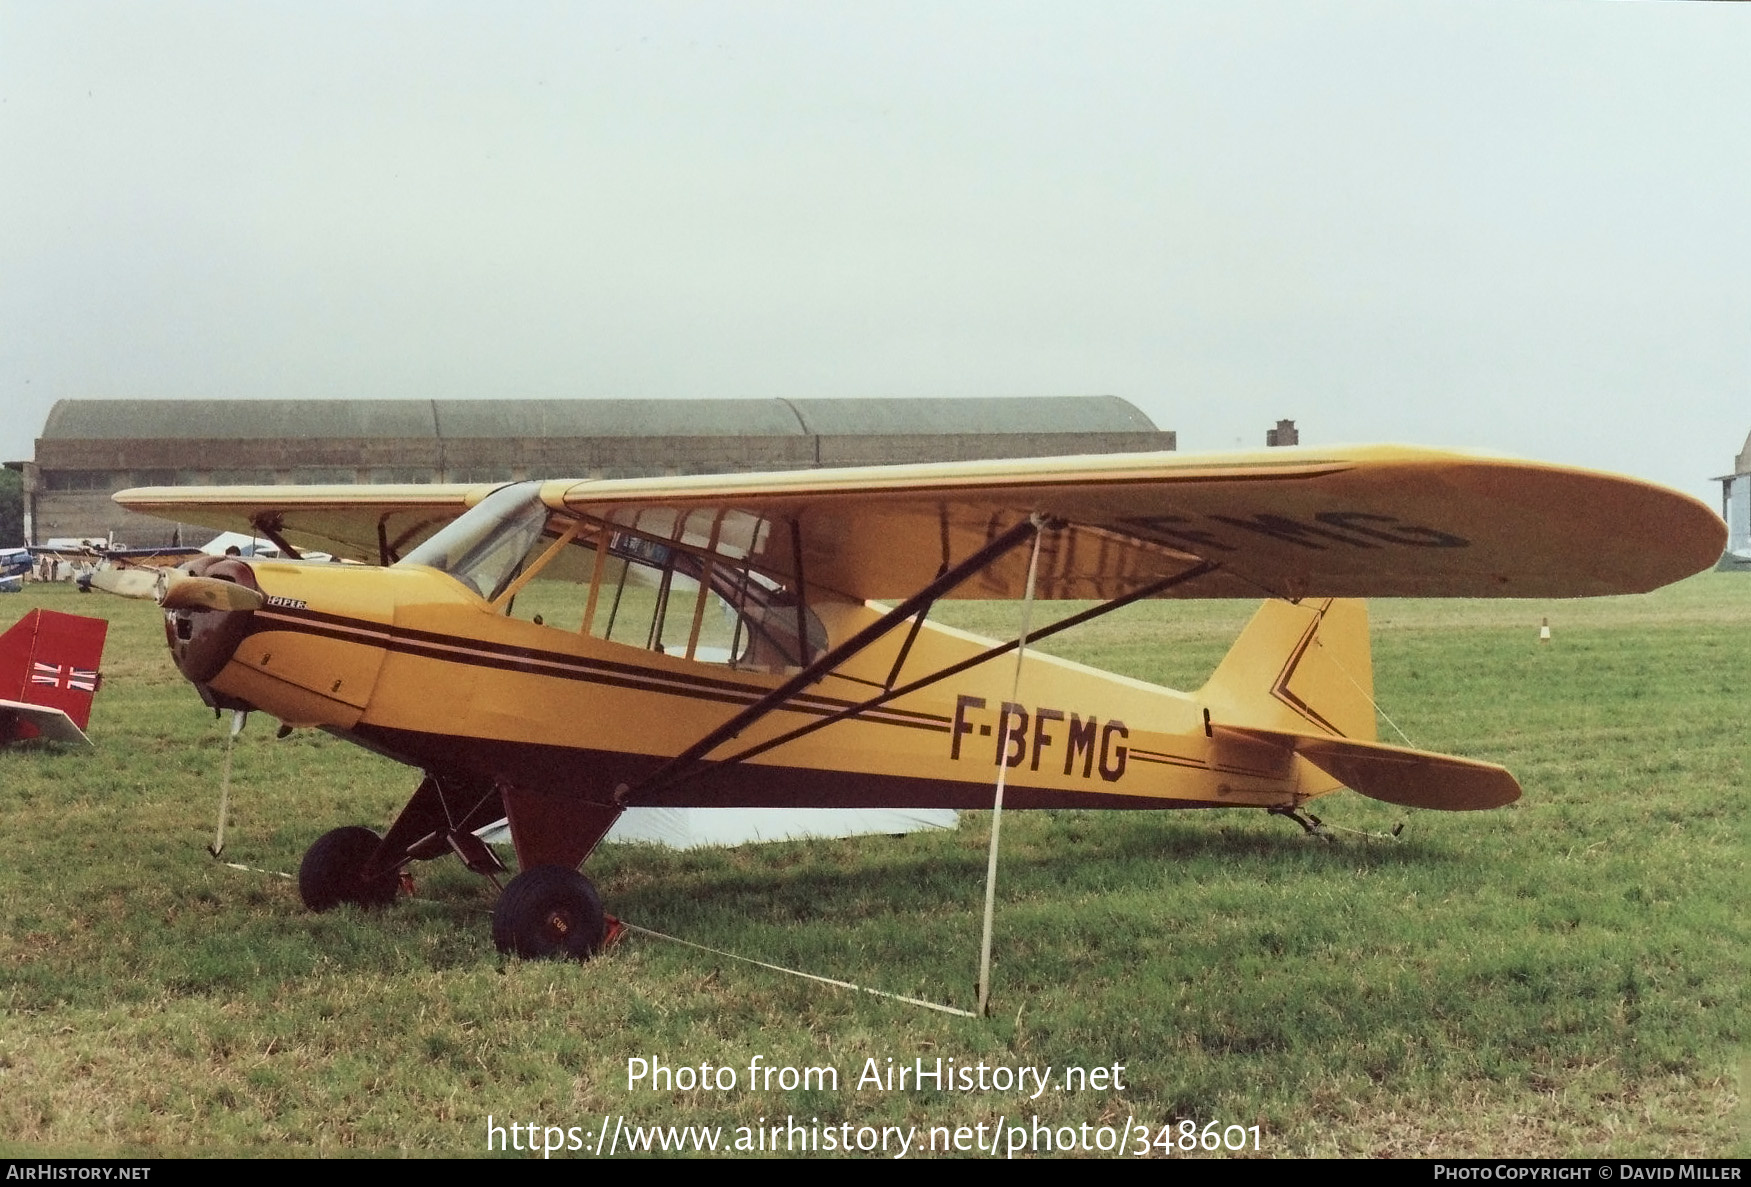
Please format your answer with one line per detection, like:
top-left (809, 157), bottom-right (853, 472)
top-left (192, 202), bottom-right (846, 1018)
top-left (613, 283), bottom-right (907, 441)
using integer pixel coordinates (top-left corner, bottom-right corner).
top-left (172, 559), bottom-right (1330, 816)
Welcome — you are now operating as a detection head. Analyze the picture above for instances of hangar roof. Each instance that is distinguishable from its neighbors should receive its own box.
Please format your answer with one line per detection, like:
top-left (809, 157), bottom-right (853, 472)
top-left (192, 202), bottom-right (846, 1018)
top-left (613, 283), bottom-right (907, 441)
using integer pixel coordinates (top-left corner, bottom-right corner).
top-left (44, 400), bottom-right (438, 441)
top-left (42, 397), bottom-right (1159, 441)
top-left (782, 396), bottom-right (1157, 436)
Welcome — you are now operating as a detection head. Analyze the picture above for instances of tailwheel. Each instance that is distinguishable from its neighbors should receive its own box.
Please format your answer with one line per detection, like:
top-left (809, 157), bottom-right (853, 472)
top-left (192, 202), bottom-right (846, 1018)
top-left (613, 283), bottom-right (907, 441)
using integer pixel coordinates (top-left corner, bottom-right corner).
top-left (492, 865), bottom-right (606, 960)
top-left (298, 826), bottom-right (401, 911)
top-left (1269, 805), bottom-right (1334, 843)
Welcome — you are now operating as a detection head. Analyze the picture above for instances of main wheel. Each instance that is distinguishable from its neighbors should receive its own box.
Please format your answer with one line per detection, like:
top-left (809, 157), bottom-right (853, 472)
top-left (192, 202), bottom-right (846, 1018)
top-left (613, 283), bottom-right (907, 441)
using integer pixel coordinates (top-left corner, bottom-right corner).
top-left (492, 865), bottom-right (605, 960)
top-left (298, 826), bottom-right (400, 911)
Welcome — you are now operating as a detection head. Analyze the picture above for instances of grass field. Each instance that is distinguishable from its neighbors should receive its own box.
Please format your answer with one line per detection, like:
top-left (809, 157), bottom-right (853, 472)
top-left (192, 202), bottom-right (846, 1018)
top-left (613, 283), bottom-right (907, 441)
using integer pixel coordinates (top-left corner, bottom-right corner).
top-left (0, 577), bottom-right (1745, 1157)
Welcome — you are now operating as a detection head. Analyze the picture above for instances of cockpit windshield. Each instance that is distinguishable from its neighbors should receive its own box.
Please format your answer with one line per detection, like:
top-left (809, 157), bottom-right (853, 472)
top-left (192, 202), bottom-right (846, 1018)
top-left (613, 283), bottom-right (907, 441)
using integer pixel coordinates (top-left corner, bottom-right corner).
top-left (398, 483), bottom-right (550, 601)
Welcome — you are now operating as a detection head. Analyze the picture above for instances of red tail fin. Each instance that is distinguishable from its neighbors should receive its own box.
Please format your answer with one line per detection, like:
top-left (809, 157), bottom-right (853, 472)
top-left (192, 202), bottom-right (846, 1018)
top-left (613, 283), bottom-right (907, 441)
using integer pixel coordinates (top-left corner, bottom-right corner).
top-left (0, 609), bottom-right (108, 731)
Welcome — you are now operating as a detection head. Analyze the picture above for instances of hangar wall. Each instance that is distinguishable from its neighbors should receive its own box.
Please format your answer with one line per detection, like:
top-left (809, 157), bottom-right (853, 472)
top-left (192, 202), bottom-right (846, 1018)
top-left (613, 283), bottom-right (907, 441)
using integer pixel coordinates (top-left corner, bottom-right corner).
top-left (20, 397), bottom-right (1174, 546)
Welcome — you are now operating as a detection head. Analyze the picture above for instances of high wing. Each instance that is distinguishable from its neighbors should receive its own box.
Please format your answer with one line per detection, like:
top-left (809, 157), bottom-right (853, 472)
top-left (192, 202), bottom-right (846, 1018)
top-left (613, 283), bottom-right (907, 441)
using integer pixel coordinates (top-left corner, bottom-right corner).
top-left (560, 445), bottom-right (1723, 600)
top-left (111, 484), bottom-right (491, 564)
top-left (115, 446), bottom-right (1724, 600)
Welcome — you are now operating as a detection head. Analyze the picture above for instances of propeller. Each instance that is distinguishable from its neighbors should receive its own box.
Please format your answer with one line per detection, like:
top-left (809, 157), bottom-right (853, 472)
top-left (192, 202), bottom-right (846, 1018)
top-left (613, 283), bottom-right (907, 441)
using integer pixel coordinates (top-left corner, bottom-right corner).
top-left (88, 564), bottom-right (267, 612)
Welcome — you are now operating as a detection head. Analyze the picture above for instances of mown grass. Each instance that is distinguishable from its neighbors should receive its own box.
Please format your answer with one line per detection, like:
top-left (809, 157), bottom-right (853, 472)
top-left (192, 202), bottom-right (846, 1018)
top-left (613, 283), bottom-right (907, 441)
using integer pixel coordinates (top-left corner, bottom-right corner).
top-left (0, 578), bottom-right (1744, 1157)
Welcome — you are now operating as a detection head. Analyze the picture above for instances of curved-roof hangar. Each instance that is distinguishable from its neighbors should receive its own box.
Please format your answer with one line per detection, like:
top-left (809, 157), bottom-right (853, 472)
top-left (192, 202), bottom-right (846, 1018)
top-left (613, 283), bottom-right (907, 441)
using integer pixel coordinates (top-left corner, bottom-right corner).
top-left (24, 396), bottom-right (1174, 545)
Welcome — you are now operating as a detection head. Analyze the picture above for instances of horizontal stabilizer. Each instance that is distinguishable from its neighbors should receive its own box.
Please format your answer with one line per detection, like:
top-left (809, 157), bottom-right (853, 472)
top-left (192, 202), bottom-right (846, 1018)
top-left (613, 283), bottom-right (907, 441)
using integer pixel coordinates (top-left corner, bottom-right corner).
top-left (0, 700), bottom-right (94, 750)
top-left (1214, 725), bottom-right (1520, 811)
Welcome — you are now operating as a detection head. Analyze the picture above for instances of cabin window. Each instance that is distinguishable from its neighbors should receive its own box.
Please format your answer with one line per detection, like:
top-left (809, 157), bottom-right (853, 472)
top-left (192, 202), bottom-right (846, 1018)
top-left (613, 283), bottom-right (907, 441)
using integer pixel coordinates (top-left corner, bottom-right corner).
top-left (490, 521), bottom-right (598, 632)
top-left (585, 537), bottom-right (739, 661)
top-left (580, 509), bottom-right (825, 668)
top-left (400, 487), bottom-right (824, 669)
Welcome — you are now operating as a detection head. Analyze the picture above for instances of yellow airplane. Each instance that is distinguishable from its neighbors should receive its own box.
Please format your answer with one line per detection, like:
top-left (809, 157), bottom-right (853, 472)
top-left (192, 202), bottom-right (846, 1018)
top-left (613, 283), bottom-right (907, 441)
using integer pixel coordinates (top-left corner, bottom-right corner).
top-left (101, 445), bottom-right (1724, 960)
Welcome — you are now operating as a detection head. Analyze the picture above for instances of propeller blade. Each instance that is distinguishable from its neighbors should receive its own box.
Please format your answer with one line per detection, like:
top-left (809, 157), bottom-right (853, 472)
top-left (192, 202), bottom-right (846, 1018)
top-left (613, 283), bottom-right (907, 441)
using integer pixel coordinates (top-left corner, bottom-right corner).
top-left (160, 575), bottom-right (266, 613)
top-left (88, 565), bottom-right (168, 600)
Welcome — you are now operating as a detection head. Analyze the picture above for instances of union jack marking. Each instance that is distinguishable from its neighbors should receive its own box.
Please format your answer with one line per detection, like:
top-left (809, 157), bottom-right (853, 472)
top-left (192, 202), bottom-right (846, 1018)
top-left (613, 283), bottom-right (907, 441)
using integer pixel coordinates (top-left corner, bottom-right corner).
top-left (32, 662), bottom-right (99, 692)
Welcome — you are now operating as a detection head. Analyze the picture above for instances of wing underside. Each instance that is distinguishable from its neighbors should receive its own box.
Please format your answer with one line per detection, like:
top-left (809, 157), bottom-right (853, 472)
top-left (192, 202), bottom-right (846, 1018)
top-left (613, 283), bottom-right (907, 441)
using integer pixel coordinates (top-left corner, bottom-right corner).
top-left (560, 446), bottom-right (1724, 601)
top-left (111, 484), bottom-right (490, 565)
top-left (114, 445), bottom-right (1725, 601)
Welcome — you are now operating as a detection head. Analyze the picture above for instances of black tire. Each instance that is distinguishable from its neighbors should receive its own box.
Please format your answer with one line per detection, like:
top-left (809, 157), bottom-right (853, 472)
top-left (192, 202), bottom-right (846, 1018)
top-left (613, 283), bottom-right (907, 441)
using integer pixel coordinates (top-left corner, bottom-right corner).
top-left (299, 826), bottom-right (399, 912)
top-left (492, 865), bottom-right (605, 960)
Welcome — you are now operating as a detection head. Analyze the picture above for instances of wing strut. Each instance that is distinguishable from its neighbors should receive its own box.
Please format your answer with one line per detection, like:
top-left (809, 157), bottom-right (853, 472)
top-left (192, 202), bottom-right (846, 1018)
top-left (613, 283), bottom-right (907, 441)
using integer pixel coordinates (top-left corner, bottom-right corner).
top-left (248, 512), bottom-right (303, 560)
top-left (690, 556), bottom-right (1222, 780)
top-left (615, 516), bottom-right (1047, 805)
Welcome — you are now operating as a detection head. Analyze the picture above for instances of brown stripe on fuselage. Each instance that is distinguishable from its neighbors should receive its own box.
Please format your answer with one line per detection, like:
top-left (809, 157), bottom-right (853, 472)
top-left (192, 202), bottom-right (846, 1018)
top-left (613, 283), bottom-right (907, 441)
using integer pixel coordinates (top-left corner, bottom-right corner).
top-left (246, 606), bottom-right (952, 732)
top-left (340, 723), bottom-right (1253, 811)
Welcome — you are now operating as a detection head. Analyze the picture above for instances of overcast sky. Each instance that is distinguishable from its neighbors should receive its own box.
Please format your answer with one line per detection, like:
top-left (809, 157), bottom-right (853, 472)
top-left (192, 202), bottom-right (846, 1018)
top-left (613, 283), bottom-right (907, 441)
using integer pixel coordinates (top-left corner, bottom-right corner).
top-left (2, 2), bottom-right (1747, 503)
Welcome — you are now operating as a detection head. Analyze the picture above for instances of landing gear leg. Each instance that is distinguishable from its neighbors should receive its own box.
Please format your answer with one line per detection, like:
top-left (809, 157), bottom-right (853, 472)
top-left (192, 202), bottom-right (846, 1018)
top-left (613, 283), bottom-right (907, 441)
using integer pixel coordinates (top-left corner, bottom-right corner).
top-left (366, 773), bottom-right (507, 882)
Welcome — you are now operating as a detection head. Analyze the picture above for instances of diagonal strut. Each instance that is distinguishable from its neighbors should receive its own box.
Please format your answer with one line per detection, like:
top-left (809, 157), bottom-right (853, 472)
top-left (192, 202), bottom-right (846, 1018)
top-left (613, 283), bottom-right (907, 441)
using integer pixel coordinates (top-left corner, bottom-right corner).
top-left (623, 555), bottom-right (1220, 803)
top-left (615, 516), bottom-right (1046, 805)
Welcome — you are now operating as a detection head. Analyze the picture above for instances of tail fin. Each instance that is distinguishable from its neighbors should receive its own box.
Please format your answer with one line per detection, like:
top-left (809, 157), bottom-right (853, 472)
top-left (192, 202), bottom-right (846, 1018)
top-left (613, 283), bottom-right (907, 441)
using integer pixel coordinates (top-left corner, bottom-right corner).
top-left (1199, 598), bottom-right (1377, 742)
top-left (1200, 599), bottom-right (1519, 811)
top-left (0, 609), bottom-right (108, 746)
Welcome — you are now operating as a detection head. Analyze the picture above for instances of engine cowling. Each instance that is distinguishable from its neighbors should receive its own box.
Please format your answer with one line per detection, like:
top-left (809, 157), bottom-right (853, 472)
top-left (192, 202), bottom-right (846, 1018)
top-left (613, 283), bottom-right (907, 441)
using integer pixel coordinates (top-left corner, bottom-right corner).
top-left (165, 556), bottom-right (259, 686)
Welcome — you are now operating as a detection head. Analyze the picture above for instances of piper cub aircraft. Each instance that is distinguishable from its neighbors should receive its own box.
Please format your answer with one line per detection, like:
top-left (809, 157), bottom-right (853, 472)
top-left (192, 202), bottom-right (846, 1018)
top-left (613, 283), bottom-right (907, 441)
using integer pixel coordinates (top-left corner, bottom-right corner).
top-left (101, 446), bottom-right (1723, 959)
